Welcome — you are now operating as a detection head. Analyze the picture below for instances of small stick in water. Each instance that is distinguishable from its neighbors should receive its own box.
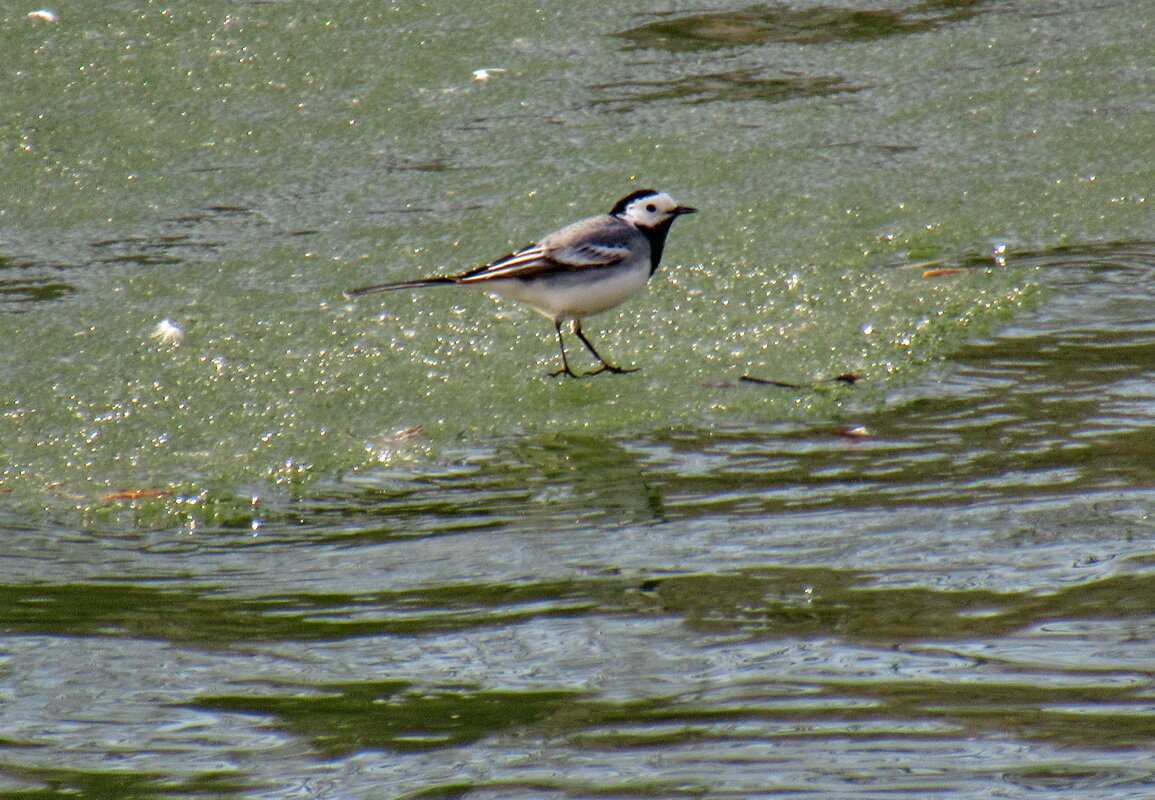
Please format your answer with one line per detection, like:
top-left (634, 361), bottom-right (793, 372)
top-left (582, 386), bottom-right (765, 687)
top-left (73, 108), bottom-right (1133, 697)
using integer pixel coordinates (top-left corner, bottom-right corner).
top-left (739, 373), bottom-right (862, 388)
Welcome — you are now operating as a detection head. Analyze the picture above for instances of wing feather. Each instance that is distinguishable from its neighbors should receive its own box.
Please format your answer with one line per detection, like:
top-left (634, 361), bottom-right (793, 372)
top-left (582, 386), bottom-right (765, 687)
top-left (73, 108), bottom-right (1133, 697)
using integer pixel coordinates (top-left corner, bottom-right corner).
top-left (455, 214), bottom-right (640, 283)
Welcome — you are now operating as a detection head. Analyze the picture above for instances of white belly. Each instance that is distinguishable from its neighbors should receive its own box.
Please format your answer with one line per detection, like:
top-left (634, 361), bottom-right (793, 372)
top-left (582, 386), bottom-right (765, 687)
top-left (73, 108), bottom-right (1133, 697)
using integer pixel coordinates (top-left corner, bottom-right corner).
top-left (477, 264), bottom-right (651, 322)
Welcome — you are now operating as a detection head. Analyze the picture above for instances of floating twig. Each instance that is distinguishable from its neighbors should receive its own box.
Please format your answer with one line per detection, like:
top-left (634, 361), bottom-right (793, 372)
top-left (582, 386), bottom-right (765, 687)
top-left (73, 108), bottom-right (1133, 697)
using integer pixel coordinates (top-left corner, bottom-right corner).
top-left (103, 490), bottom-right (175, 501)
top-left (740, 373), bottom-right (862, 389)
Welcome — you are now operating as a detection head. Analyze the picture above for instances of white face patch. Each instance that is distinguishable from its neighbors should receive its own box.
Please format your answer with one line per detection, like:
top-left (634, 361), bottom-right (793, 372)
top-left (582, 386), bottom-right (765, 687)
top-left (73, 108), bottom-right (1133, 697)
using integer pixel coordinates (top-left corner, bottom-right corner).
top-left (619, 192), bottom-right (680, 228)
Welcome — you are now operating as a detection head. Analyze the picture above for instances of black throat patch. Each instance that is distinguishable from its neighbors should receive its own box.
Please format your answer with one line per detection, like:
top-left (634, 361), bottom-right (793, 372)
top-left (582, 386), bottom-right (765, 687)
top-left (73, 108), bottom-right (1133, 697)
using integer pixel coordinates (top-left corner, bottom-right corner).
top-left (639, 218), bottom-right (677, 275)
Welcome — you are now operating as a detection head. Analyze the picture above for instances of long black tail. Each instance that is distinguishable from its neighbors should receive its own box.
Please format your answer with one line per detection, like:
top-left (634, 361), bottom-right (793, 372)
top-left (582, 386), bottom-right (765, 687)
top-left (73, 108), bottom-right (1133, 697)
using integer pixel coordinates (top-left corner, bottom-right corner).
top-left (344, 276), bottom-right (456, 299)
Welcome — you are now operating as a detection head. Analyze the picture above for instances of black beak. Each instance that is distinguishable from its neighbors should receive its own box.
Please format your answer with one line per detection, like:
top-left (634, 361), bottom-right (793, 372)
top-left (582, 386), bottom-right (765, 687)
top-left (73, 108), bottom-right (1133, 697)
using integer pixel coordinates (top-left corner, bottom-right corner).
top-left (674, 205), bottom-right (698, 216)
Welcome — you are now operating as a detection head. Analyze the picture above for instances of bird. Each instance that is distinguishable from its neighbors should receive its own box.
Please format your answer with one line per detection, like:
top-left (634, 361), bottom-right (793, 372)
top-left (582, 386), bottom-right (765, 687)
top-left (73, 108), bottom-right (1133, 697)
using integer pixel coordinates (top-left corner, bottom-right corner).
top-left (345, 189), bottom-right (697, 378)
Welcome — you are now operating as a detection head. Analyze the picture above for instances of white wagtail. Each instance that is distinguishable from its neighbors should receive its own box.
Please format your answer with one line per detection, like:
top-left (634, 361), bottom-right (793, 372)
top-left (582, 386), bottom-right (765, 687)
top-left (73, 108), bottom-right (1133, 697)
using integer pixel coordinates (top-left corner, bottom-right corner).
top-left (345, 189), bottom-right (696, 378)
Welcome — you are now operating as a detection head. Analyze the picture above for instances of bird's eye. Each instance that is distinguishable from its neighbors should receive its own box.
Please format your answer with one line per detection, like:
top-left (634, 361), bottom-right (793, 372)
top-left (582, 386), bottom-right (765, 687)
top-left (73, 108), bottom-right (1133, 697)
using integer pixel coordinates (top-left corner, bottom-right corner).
top-left (645, 204), bottom-right (657, 213)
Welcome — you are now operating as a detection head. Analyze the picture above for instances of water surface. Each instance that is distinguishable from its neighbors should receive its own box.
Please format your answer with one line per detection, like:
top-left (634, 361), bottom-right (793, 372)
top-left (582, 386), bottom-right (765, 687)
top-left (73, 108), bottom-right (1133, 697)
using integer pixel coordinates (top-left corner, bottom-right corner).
top-left (2, 1), bottom-right (1155, 798)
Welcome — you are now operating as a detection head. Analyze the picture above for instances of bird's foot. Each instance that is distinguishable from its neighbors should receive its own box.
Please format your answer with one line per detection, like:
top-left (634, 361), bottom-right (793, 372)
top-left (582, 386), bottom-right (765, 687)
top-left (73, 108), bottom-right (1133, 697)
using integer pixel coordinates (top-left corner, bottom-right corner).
top-left (583, 364), bottom-right (639, 377)
top-left (548, 366), bottom-right (584, 379)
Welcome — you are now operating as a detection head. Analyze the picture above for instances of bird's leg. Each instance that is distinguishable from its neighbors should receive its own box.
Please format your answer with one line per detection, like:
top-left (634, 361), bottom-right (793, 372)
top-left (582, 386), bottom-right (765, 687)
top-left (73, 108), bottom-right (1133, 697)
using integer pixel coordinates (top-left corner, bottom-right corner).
top-left (572, 320), bottom-right (638, 376)
top-left (547, 320), bottom-right (582, 378)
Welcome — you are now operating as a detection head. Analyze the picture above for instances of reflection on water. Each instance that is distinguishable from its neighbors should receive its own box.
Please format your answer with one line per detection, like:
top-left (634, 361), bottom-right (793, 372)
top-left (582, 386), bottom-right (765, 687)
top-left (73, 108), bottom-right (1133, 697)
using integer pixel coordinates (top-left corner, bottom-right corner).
top-left (617, 0), bottom-right (996, 50)
top-left (2, 246), bottom-right (1155, 798)
top-left (0, 255), bottom-right (75, 311)
top-left (592, 69), bottom-right (861, 109)
top-left (191, 683), bottom-right (586, 756)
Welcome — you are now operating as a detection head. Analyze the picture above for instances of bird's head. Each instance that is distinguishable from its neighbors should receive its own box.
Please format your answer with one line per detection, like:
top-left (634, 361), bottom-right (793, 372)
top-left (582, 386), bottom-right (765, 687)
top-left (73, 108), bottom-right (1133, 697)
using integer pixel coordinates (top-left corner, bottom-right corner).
top-left (611, 189), bottom-right (697, 230)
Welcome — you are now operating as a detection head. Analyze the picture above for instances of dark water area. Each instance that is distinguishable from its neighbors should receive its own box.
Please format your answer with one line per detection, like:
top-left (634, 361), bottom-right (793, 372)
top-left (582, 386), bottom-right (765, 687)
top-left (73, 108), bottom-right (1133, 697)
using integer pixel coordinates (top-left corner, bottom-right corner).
top-left (2, 1), bottom-right (1155, 798)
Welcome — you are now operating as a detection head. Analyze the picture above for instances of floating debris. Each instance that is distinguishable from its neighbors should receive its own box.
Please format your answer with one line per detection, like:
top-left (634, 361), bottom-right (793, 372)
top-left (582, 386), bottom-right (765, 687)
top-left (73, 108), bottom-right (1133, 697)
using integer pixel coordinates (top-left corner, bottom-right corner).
top-left (740, 373), bottom-right (862, 389)
top-left (103, 489), bottom-right (174, 501)
top-left (922, 268), bottom-right (964, 278)
top-left (740, 375), bottom-right (807, 388)
top-left (472, 68), bottom-right (506, 82)
top-left (833, 425), bottom-right (873, 440)
top-left (993, 242), bottom-right (1008, 267)
top-left (363, 425), bottom-right (424, 461)
top-left (151, 318), bottom-right (184, 345)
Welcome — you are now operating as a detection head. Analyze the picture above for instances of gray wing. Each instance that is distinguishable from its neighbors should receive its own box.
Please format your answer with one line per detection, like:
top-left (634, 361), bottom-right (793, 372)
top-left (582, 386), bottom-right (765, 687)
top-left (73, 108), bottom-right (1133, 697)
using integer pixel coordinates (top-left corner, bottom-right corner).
top-left (456, 214), bottom-right (644, 283)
